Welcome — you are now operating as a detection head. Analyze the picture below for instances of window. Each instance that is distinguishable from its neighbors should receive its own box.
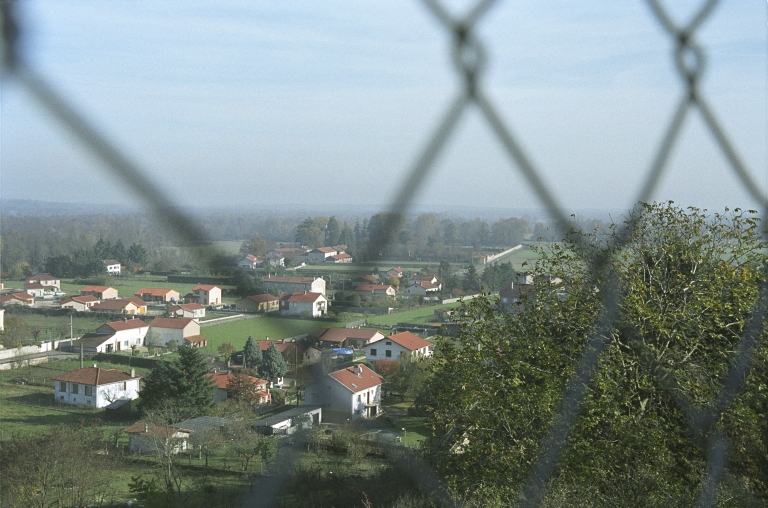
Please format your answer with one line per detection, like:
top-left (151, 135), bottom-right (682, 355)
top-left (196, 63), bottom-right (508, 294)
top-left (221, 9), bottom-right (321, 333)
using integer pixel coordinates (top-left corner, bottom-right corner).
top-left (121, 382), bottom-right (127, 390)
top-left (84, 386), bottom-right (93, 396)
top-left (370, 348), bottom-right (377, 356)
top-left (59, 381), bottom-right (66, 392)
top-left (71, 384), bottom-right (79, 394)
top-left (385, 341), bottom-right (392, 345)
top-left (386, 350), bottom-right (392, 358)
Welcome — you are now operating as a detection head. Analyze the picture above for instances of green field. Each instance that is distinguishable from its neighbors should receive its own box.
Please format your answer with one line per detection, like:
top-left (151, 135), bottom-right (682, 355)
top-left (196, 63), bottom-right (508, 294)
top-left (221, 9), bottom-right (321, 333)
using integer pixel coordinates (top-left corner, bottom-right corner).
top-left (13, 313), bottom-right (110, 339)
top-left (365, 302), bottom-right (461, 327)
top-left (200, 316), bottom-right (347, 351)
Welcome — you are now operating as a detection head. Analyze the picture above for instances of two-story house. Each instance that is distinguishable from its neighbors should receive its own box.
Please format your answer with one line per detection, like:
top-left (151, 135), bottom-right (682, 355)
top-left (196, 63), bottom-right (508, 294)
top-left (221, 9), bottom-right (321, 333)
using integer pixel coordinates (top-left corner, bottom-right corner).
top-left (304, 364), bottom-right (383, 418)
top-left (53, 365), bottom-right (141, 408)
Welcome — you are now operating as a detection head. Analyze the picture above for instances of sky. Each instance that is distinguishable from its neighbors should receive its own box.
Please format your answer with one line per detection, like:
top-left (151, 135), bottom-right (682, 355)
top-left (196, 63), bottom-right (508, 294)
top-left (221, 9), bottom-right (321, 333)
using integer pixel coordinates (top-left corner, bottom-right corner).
top-left (1, 0), bottom-right (766, 217)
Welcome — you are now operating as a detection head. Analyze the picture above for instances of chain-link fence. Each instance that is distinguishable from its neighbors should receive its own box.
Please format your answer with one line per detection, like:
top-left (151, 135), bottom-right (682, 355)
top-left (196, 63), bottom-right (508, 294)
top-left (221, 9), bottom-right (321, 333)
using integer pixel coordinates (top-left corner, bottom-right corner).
top-left (1, 1), bottom-right (765, 507)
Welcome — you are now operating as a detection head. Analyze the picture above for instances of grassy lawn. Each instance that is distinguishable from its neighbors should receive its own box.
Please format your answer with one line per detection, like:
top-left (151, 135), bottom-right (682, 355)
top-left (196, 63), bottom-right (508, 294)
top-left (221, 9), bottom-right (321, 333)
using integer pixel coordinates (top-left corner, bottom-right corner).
top-left (13, 313), bottom-right (110, 339)
top-left (366, 302), bottom-right (461, 327)
top-left (200, 316), bottom-right (347, 351)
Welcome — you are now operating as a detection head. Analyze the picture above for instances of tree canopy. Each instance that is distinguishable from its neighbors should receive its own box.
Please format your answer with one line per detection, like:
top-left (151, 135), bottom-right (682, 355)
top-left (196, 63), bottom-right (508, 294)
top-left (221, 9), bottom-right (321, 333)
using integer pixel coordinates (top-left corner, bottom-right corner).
top-left (243, 336), bottom-right (262, 369)
top-left (422, 203), bottom-right (768, 506)
top-left (139, 345), bottom-right (215, 413)
top-left (260, 342), bottom-right (288, 382)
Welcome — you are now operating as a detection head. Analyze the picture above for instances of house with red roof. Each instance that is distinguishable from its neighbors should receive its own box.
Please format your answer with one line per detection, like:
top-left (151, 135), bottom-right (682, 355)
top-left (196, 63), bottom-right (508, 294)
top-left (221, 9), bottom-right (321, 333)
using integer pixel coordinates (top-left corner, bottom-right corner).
top-left (80, 285), bottom-right (118, 300)
top-left (238, 253), bottom-right (263, 269)
top-left (205, 371), bottom-right (270, 404)
top-left (168, 303), bottom-right (206, 319)
top-left (234, 293), bottom-right (280, 313)
top-left (254, 340), bottom-right (322, 367)
top-left (135, 287), bottom-right (180, 303)
top-left (304, 364), bottom-right (383, 418)
top-left (405, 280), bottom-right (441, 296)
top-left (147, 317), bottom-right (201, 347)
top-left (262, 275), bottom-right (326, 296)
top-left (307, 246), bottom-right (337, 263)
top-left (310, 327), bottom-right (386, 349)
top-left (53, 365), bottom-right (140, 408)
top-left (187, 285), bottom-right (221, 306)
top-left (279, 291), bottom-right (328, 317)
top-left (26, 273), bottom-right (60, 289)
top-left (386, 267), bottom-right (404, 278)
top-left (326, 252), bottom-right (353, 264)
top-left (354, 284), bottom-right (396, 298)
top-left (60, 295), bottom-right (100, 312)
top-left (96, 318), bottom-right (149, 348)
top-left (365, 331), bottom-right (433, 361)
top-left (23, 282), bottom-right (47, 298)
top-left (90, 297), bottom-right (147, 315)
top-left (0, 293), bottom-right (35, 307)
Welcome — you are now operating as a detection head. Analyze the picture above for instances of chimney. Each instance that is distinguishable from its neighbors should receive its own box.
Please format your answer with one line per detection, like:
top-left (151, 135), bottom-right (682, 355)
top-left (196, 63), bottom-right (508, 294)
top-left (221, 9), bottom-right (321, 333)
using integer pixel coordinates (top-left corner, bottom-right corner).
top-left (355, 364), bottom-right (362, 377)
top-left (130, 368), bottom-right (136, 378)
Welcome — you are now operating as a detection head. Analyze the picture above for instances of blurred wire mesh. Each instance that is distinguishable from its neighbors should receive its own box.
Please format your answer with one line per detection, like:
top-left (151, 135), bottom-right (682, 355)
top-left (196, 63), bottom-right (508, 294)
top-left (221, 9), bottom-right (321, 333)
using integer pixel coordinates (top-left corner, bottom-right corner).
top-left (1, 1), bottom-right (765, 507)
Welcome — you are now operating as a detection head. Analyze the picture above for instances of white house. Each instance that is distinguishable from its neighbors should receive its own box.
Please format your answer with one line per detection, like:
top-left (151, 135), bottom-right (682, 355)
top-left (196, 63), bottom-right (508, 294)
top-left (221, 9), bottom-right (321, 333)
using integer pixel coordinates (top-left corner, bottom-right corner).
top-left (53, 365), bottom-right (141, 408)
top-left (81, 286), bottom-right (119, 300)
top-left (238, 254), bottom-right (263, 269)
top-left (168, 303), bottom-right (206, 318)
top-left (405, 280), bottom-right (441, 296)
top-left (310, 327), bottom-right (386, 349)
top-left (60, 296), bottom-right (100, 312)
top-left (262, 276), bottom-right (326, 296)
top-left (125, 421), bottom-right (192, 454)
top-left (189, 285), bottom-right (221, 306)
top-left (307, 247), bottom-right (337, 263)
top-left (26, 273), bottom-right (60, 289)
top-left (365, 331), bottom-right (433, 361)
top-left (103, 259), bottom-right (121, 275)
top-left (24, 282), bottom-right (49, 298)
top-left (304, 364), bottom-right (383, 418)
top-left (354, 284), bottom-right (396, 298)
top-left (148, 317), bottom-right (201, 347)
top-left (279, 292), bottom-right (327, 317)
top-left (96, 318), bottom-right (149, 348)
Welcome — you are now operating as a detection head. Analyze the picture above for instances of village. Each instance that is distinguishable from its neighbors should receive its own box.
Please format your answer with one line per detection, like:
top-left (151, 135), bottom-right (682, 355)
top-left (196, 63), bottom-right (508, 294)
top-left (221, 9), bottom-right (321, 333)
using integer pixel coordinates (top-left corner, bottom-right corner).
top-left (0, 240), bottom-right (534, 507)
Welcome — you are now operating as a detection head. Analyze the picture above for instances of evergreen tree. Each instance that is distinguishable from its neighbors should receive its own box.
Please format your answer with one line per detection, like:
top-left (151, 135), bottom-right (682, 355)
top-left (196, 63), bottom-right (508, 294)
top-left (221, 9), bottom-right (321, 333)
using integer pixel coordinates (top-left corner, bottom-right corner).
top-left (138, 345), bottom-right (214, 413)
top-left (260, 342), bottom-right (288, 382)
top-left (325, 216), bottom-right (341, 246)
top-left (462, 264), bottom-right (481, 293)
top-left (243, 336), bottom-right (262, 369)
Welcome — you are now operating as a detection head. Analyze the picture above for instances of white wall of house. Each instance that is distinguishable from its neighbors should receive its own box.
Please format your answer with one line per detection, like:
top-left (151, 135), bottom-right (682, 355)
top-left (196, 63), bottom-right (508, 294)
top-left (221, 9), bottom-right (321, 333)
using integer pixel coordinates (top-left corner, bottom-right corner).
top-left (283, 297), bottom-right (327, 317)
top-left (54, 378), bottom-right (140, 408)
top-left (365, 340), bottom-right (432, 361)
top-left (305, 380), bottom-right (381, 416)
top-left (105, 263), bottom-right (121, 275)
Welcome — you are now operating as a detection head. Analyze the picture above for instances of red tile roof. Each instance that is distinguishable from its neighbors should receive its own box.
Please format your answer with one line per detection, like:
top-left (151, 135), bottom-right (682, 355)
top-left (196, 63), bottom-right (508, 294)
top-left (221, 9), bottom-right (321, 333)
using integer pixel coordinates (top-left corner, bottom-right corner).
top-left (150, 317), bottom-right (198, 329)
top-left (81, 285), bottom-right (115, 293)
top-left (387, 331), bottom-right (433, 351)
top-left (283, 291), bottom-right (325, 303)
top-left (103, 259), bottom-right (120, 265)
top-left (255, 340), bottom-right (291, 352)
top-left (102, 319), bottom-right (148, 332)
top-left (135, 288), bottom-right (178, 297)
top-left (60, 295), bottom-right (100, 305)
top-left (53, 366), bottom-right (139, 385)
top-left (24, 282), bottom-right (46, 289)
top-left (193, 285), bottom-right (218, 291)
top-left (388, 267), bottom-right (403, 273)
top-left (27, 274), bottom-right (58, 282)
top-left (91, 298), bottom-right (142, 311)
top-left (329, 364), bottom-right (383, 393)
top-left (205, 371), bottom-right (268, 390)
top-left (314, 247), bottom-right (336, 253)
top-left (312, 327), bottom-right (384, 345)
top-left (184, 335), bottom-right (208, 344)
top-left (355, 284), bottom-right (393, 292)
top-left (125, 422), bottom-right (192, 437)
top-left (0, 293), bottom-right (34, 303)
